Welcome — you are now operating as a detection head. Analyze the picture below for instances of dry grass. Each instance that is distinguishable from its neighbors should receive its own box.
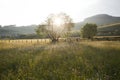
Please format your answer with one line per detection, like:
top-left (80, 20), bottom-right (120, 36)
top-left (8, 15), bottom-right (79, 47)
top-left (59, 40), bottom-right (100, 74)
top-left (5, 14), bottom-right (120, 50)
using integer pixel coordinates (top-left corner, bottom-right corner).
top-left (0, 40), bottom-right (120, 80)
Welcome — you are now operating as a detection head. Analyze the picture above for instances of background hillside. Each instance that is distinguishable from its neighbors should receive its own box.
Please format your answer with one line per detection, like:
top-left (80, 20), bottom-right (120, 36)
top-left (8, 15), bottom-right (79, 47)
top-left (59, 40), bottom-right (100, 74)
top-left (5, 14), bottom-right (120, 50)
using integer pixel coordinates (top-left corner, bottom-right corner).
top-left (0, 14), bottom-right (120, 38)
top-left (74, 14), bottom-right (120, 30)
top-left (0, 25), bottom-right (37, 38)
top-left (97, 23), bottom-right (120, 36)
top-left (74, 14), bottom-right (120, 36)
top-left (84, 14), bottom-right (120, 25)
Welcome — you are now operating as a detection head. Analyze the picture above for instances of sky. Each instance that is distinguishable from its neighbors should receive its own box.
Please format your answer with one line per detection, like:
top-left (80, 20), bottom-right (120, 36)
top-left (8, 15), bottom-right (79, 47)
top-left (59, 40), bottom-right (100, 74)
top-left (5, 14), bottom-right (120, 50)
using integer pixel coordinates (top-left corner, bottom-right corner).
top-left (0, 0), bottom-right (120, 26)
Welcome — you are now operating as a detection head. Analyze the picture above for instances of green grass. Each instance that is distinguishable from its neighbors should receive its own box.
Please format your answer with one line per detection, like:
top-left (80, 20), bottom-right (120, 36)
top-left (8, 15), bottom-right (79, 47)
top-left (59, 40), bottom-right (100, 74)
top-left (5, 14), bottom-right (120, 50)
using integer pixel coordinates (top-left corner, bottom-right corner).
top-left (0, 40), bottom-right (120, 80)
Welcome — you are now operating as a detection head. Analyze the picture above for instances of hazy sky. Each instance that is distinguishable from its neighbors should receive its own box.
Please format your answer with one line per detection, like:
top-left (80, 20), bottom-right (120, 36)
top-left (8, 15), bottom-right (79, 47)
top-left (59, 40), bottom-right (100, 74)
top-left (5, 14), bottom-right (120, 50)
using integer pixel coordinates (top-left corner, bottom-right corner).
top-left (0, 0), bottom-right (120, 26)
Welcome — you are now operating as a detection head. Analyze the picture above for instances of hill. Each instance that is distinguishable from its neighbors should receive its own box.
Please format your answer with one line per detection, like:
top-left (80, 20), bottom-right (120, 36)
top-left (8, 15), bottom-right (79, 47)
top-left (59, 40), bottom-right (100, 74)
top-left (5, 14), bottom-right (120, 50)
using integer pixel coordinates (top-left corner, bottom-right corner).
top-left (84, 14), bottom-right (120, 25)
top-left (0, 25), bottom-right (37, 38)
top-left (97, 23), bottom-right (120, 36)
top-left (74, 14), bottom-right (120, 30)
top-left (1, 14), bottom-right (120, 38)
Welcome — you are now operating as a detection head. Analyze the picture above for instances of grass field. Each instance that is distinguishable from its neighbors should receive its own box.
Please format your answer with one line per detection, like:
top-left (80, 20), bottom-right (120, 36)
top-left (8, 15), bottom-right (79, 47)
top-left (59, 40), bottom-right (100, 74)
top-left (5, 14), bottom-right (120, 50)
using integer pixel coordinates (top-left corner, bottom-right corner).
top-left (0, 40), bottom-right (120, 80)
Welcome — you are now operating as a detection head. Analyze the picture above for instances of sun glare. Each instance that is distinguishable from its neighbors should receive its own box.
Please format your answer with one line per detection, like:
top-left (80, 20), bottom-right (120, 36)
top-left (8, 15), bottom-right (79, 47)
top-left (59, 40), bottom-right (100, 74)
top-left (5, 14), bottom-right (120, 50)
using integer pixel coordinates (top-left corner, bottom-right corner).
top-left (54, 17), bottom-right (63, 26)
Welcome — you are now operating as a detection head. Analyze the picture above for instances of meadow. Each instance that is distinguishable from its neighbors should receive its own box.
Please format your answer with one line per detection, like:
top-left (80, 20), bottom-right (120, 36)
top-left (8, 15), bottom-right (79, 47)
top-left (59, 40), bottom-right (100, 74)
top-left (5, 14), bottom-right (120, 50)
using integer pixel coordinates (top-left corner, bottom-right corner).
top-left (0, 39), bottom-right (120, 80)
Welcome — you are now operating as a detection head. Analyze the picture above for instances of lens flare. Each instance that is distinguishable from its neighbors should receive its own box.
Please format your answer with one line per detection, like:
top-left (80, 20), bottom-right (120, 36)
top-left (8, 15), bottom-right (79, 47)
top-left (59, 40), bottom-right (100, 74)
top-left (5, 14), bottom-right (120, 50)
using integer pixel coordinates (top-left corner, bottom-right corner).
top-left (54, 17), bottom-right (63, 26)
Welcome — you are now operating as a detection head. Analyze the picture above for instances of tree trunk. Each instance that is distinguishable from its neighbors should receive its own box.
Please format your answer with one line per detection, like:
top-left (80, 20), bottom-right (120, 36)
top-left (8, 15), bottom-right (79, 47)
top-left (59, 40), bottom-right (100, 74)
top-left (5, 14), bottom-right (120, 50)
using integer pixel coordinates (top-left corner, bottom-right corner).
top-left (51, 38), bottom-right (59, 43)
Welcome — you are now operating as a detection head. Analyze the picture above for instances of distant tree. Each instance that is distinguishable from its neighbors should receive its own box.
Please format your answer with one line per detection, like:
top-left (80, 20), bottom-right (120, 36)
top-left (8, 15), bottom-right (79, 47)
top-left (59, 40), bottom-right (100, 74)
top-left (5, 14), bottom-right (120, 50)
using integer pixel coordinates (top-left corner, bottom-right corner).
top-left (36, 24), bottom-right (47, 38)
top-left (36, 13), bottom-right (74, 42)
top-left (81, 23), bottom-right (97, 39)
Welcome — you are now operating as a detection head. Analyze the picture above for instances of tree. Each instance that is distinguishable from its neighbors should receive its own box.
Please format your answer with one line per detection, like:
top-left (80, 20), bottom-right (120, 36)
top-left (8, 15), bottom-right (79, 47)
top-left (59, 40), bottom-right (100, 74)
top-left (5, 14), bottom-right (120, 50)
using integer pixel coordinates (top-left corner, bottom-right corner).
top-left (81, 23), bottom-right (97, 39)
top-left (36, 13), bottom-right (74, 42)
top-left (36, 24), bottom-right (47, 38)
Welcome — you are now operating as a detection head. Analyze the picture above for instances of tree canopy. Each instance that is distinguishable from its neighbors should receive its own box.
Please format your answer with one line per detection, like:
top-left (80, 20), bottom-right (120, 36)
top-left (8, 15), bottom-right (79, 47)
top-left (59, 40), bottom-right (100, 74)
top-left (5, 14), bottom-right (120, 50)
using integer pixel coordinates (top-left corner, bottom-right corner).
top-left (81, 23), bottom-right (97, 39)
top-left (36, 13), bottom-right (74, 42)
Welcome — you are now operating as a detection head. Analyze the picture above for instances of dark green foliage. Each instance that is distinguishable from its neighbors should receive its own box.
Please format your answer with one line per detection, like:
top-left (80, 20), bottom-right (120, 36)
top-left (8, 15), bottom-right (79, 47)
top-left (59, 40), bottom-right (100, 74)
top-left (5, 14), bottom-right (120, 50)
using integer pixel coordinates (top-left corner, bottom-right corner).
top-left (81, 23), bottom-right (97, 39)
top-left (35, 24), bottom-right (47, 38)
top-left (18, 34), bottom-right (40, 39)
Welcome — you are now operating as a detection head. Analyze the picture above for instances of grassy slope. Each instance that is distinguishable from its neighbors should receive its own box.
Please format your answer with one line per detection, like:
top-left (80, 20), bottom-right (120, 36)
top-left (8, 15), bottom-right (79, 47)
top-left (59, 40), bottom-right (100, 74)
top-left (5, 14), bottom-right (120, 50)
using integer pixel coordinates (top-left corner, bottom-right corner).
top-left (0, 41), bottom-right (120, 80)
top-left (98, 23), bottom-right (120, 31)
top-left (97, 23), bottom-right (120, 36)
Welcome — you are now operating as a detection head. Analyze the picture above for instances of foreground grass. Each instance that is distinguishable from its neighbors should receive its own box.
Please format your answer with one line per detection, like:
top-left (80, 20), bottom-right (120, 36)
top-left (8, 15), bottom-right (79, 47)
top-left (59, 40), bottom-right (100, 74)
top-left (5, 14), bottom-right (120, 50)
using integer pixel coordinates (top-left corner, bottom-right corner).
top-left (0, 41), bottom-right (120, 80)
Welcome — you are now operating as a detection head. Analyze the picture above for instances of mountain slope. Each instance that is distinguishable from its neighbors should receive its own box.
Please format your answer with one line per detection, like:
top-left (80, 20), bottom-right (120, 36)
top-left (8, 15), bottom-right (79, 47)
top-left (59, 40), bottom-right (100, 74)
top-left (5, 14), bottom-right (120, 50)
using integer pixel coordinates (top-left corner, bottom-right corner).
top-left (74, 14), bottom-right (120, 30)
top-left (1, 14), bottom-right (120, 38)
top-left (84, 14), bottom-right (120, 25)
top-left (0, 25), bottom-right (37, 38)
top-left (97, 23), bottom-right (120, 36)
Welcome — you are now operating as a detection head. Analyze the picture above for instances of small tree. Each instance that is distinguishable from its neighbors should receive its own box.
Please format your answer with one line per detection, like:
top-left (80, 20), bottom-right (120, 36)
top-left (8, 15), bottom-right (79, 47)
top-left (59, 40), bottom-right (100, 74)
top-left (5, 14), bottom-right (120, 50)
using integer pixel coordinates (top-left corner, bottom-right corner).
top-left (81, 23), bottom-right (97, 39)
top-left (36, 13), bottom-right (74, 42)
top-left (36, 24), bottom-right (47, 38)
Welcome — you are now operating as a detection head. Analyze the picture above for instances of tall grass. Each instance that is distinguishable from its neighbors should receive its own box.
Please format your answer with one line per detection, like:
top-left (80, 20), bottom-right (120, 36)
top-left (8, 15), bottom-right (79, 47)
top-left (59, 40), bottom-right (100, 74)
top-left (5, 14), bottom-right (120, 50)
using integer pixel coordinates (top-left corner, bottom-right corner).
top-left (0, 40), bottom-right (120, 80)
